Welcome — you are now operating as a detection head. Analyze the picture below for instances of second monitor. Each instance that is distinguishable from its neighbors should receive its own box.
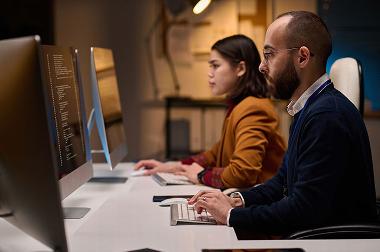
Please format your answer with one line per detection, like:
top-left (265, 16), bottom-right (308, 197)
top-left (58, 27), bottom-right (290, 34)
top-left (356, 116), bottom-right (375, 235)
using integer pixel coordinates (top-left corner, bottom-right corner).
top-left (89, 47), bottom-right (127, 169)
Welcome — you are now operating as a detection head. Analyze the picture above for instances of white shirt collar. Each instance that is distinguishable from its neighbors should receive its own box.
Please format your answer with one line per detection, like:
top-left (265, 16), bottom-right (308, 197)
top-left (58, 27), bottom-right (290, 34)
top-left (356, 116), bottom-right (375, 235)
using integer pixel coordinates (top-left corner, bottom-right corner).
top-left (287, 73), bottom-right (330, 116)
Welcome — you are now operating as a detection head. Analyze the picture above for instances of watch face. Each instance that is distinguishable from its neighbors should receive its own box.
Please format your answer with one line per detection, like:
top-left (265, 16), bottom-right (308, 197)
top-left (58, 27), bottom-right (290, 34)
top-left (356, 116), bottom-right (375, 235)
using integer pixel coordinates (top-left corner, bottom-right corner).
top-left (230, 192), bottom-right (240, 198)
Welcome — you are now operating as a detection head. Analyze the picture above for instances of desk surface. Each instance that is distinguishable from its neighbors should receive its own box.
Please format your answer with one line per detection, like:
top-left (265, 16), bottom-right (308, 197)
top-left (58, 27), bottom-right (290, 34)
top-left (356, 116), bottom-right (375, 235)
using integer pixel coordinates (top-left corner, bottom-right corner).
top-left (1, 163), bottom-right (380, 252)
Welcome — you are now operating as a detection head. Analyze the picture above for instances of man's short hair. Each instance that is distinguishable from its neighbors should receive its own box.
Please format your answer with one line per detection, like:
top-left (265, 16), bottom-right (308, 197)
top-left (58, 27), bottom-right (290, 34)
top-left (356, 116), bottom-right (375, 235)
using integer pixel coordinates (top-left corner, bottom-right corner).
top-left (277, 11), bottom-right (332, 65)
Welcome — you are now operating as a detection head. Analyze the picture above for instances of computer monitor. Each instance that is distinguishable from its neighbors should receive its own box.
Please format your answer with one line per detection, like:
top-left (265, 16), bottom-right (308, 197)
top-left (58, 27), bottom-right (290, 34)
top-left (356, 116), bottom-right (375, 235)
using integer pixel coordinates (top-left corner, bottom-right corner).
top-left (0, 36), bottom-right (68, 252)
top-left (89, 47), bottom-right (127, 169)
top-left (39, 45), bottom-right (93, 218)
top-left (40, 45), bottom-right (93, 199)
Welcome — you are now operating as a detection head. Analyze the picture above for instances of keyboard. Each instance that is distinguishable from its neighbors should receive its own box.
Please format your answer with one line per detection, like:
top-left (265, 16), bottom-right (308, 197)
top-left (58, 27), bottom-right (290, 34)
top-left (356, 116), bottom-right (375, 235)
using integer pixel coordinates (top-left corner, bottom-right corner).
top-left (170, 203), bottom-right (217, 225)
top-left (152, 172), bottom-right (193, 186)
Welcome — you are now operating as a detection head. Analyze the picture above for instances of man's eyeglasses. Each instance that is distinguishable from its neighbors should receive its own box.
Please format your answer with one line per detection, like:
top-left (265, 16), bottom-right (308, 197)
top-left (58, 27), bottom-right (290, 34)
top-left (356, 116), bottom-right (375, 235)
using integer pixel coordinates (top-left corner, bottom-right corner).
top-left (263, 47), bottom-right (314, 63)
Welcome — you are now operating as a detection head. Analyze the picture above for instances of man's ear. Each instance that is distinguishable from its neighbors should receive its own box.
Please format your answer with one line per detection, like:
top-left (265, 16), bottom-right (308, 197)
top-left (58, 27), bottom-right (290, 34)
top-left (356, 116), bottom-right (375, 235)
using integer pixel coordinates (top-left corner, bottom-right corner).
top-left (298, 46), bottom-right (311, 68)
top-left (236, 61), bottom-right (246, 77)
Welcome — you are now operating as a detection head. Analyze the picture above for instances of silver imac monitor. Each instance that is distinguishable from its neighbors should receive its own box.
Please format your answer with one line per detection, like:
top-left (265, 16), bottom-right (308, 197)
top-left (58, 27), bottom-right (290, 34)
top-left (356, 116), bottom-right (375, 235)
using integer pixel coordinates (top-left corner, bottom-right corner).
top-left (0, 36), bottom-right (68, 252)
top-left (39, 45), bottom-right (93, 218)
top-left (89, 47), bottom-right (127, 169)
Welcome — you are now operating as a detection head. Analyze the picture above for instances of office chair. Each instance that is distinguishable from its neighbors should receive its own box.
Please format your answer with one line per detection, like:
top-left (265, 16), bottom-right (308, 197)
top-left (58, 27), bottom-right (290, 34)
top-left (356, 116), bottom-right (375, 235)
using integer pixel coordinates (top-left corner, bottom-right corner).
top-left (287, 198), bottom-right (380, 239)
top-left (329, 57), bottom-right (364, 116)
top-left (287, 224), bottom-right (380, 239)
top-left (286, 171), bottom-right (380, 239)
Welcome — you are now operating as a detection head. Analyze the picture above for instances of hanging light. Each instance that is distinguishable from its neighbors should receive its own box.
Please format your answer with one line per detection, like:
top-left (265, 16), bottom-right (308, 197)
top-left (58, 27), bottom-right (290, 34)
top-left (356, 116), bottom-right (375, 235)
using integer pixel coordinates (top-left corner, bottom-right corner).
top-left (192, 0), bottom-right (212, 15)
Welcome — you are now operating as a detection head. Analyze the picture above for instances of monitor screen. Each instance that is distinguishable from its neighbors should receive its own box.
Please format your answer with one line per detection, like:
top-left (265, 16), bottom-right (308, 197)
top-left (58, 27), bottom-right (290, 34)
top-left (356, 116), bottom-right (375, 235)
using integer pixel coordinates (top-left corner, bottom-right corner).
top-left (40, 45), bottom-right (93, 199)
top-left (90, 47), bottom-right (127, 169)
top-left (0, 36), bottom-right (68, 252)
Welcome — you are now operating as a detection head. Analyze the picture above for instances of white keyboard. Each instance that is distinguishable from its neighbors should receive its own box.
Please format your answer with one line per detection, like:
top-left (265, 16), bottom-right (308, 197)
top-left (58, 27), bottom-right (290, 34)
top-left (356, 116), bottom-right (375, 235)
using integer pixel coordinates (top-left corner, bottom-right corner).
top-left (152, 172), bottom-right (193, 186)
top-left (170, 203), bottom-right (217, 225)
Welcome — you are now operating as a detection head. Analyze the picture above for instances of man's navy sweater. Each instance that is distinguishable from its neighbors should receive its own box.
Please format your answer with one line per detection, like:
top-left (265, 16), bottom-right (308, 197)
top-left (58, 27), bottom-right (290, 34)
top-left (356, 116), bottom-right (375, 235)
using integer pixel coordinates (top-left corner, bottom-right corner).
top-left (230, 85), bottom-right (377, 234)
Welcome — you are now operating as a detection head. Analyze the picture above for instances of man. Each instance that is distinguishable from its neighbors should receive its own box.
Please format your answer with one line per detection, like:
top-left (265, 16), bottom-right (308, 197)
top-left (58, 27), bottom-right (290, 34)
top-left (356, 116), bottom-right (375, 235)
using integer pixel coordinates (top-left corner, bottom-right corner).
top-left (189, 11), bottom-right (377, 235)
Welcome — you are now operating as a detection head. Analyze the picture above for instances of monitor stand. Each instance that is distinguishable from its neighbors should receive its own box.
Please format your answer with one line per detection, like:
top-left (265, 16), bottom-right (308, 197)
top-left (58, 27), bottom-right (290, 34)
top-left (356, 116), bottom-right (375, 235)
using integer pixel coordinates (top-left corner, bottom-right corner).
top-left (88, 177), bottom-right (127, 183)
top-left (89, 151), bottom-right (128, 183)
top-left (63, 207), bottom-right (90, 219)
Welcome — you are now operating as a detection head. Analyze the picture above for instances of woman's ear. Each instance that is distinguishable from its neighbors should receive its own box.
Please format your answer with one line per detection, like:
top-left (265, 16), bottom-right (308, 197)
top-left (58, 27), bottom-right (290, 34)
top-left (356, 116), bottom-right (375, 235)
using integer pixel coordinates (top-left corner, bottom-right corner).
top-left (236, 61), bottom-right (246, 77)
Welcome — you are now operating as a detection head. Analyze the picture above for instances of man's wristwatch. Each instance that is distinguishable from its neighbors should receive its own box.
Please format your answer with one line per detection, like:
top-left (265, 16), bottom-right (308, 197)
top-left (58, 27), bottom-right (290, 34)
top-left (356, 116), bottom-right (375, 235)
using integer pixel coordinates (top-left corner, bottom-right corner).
top-left (230, 192), bottom-right (243, 207)
top-left (197, 169), bottom-right (207, 184)
top-left (230, 192), bottom-right (241, 198)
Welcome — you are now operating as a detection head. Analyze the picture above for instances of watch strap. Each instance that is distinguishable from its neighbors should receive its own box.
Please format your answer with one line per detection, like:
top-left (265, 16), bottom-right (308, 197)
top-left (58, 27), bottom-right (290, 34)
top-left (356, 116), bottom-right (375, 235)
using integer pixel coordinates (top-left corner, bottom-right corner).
top-left (197, 169), bottom-right (207, 184)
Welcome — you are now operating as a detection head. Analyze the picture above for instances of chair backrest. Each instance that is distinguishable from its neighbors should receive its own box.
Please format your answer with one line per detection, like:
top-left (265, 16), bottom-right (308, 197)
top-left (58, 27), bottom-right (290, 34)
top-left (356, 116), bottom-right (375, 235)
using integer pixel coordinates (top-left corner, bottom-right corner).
top-left (286, 223), bottom-right (380, 239)
top-left (329, 57), bottom-right (364, 115)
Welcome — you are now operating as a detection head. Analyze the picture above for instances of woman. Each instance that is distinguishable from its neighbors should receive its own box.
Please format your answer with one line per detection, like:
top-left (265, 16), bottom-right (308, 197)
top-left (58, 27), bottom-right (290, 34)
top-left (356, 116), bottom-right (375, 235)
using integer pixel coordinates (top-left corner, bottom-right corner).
top-left (135, 34), bottom-right (286, 189)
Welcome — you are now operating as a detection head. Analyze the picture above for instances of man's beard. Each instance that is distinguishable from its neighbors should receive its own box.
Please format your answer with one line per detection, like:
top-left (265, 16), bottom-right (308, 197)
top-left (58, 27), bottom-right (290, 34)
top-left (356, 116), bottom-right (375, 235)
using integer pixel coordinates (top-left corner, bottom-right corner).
top-left (266, 59), bottom-right (300, 100)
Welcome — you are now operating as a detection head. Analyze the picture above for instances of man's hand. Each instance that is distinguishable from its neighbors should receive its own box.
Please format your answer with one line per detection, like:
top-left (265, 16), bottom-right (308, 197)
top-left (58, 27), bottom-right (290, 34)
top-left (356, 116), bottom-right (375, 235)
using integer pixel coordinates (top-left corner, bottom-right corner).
top-left (188, 190), bottom-right (235, 225)
top-left (133, 160), bottom-right (181, 175)
top-left (175, 163), bottom-right (205, 184)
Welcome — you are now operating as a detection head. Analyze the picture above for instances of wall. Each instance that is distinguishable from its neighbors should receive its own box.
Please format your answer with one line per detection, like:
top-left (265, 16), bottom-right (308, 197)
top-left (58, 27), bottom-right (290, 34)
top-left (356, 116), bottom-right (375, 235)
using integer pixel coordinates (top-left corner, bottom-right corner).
top-left (54, 0), bottom-right (317, 161)
top-left (317, 0), bottom-right (380, 196)
top-left (53, 0), bottom-right (253, 160)
top-left (272, 0), bottom-right (317, 17)
top-left (55, 0), bottom-right (153, 160)
top-left (0, 0), bottom-right (54, 44)
top-left (54, 0), bottom-right (380, 195)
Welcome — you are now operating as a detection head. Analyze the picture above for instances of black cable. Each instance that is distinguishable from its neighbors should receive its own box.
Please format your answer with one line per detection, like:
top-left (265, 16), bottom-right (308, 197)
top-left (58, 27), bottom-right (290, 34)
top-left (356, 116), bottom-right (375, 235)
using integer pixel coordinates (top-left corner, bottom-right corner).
top-left (145, 12), bottom-right (162, 100)
top-left (165, 42), bottom-right (181, 96)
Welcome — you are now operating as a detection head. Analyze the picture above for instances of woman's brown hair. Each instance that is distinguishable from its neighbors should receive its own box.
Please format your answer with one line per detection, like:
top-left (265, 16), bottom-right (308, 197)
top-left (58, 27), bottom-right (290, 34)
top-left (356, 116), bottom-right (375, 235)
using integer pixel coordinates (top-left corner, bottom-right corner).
top-left (211, 34), bottom-right (268, 104)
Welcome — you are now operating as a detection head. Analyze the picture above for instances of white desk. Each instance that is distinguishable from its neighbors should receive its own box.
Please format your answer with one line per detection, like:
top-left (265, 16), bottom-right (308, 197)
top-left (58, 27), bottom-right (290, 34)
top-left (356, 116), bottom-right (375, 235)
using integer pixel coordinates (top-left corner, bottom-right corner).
top-left (1, 163), bottom-right (380, 252)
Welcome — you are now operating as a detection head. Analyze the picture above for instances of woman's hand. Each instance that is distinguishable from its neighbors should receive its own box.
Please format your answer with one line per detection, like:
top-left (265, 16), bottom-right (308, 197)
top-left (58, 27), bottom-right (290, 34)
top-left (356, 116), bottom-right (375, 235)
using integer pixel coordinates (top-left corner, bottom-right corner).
top-left (134, 159), bottom-right (182, 175)
top-left (175, 163), bottom-right (205, 184)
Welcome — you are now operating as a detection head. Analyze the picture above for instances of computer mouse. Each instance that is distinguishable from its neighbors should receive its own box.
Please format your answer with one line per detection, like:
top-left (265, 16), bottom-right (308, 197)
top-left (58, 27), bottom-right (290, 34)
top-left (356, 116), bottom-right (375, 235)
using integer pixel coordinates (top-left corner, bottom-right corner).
top-left (158, 198), bottom-right (188, 207)
top-left (130, 167), bottom-right (147, 177)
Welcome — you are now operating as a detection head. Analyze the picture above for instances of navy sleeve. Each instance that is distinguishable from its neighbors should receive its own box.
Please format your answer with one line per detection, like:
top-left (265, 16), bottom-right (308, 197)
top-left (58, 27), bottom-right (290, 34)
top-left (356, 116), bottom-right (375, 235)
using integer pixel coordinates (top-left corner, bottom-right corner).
top-left (229, 111), bottom-right (349, 234)
top-left (240, 152), bottom-right (287, 207)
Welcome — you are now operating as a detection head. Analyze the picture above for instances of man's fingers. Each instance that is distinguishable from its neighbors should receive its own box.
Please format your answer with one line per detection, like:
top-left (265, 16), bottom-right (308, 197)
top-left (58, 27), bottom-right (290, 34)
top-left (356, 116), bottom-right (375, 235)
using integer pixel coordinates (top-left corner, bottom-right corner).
top-left (188, 190), bottom-right (222, 204)
top-left (200, 191), bottom-right (221, 200)
top-left (188, 190), bottom-right (207, 204)
top-left (194, 198), bottom-right (208, 213)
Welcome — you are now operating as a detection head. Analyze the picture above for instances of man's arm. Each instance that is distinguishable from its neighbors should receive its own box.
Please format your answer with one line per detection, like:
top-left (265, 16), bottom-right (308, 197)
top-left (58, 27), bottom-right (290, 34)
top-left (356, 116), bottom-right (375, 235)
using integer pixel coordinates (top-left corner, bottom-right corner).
top-left (239, 152), bottom-right (287, 207)
top-left (230, 111), bottom-right (349, 234)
